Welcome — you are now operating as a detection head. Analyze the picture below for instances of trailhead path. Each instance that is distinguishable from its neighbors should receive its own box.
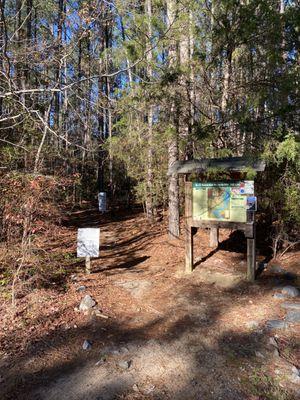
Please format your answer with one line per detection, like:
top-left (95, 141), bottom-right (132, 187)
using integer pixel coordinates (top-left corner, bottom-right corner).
top-left (1, 208), bottom-right (299, 400)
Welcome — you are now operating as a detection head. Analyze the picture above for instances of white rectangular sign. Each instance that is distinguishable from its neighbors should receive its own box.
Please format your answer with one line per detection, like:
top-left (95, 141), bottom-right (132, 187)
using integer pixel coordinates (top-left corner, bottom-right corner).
top-left (98, 192), bottom-right (107, 212)
top-left (77, 228), bottom-right (100, 257)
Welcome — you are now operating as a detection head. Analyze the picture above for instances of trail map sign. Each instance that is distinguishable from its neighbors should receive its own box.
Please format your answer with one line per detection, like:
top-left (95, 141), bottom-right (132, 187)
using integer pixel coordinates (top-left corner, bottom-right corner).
top-left (77, 228), bottom-right (100, 258)
top-left (170, 157), bottom-right (265, 282)
top-left (192, 181), bottom-right (254, 223)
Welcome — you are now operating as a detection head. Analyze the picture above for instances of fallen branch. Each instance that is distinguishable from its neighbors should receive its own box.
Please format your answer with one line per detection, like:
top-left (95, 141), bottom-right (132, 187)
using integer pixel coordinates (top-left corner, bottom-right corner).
top-left (279, 241), bottom-right (300, 259)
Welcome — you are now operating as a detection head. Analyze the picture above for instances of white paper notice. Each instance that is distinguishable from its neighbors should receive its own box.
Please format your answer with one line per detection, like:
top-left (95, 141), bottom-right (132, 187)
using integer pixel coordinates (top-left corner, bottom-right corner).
top-left (77, 228), bottom-right (100, 257)
top-left (244, 181), bottom-right (254, 195)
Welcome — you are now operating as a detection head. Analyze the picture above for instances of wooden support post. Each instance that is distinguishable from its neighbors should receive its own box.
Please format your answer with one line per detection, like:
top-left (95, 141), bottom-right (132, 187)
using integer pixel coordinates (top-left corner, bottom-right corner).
top-left (185, 181), bottom-right (193, 273)
top-left (247, 212), bottom-right (256, 282)
top-left (209, 227), bottom-right (219, 248)
top-left (185, 225), bottom-right (193, 273)
top-left (247, 237), bottom-right (256, 282)
top-left (85, 256), bottom-right (91, 274)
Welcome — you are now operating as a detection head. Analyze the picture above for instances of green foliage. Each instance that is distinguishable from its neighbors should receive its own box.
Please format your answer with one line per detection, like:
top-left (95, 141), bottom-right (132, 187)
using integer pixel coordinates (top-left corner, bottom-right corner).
top-left (260, 130), bottom-right (300, 250)
top-left (241, 167), bottom-right (257, 180)
top-left (109, 98), bottom-right (169, 209)
top-left (246, 367), bottom-right (293, 400)
top-left (1, 0), bottom-right (299, 241)
top-left (275, 134), bottom-right (300, 164)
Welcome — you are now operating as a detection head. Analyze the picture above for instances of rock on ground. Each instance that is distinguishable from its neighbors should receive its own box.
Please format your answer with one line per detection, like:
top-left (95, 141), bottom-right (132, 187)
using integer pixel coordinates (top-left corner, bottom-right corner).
top-left (285, 311), bottom-right (300, 323)
top-left (281, 286), bottom-right (299, 298)
top-left (265, 320), bottom-right (288, 330)
top-left (76, 285), bottom-right (86, 292)
top-left (281, 303), bottom-right (300, 310)
top-left (82, 340), bottom-right (92, 350)
top-left (79, 294), bottom-right (96, 311)
top-left (273, 293), bottom-right (286, 300)
top-left (117, 360), bottom-right (131, 370)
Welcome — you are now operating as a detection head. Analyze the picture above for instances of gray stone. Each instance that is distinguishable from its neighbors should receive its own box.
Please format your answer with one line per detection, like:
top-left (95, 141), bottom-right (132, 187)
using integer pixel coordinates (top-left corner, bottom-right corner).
top-left (285, 310), bottom-right (300, 323)
top-left (291, 366), bottom-right (299, 377)
top-left (117, 360), bottom-right (131, 370)
top-left (273, 293), bottom-right (286, 300)
top-left (132, 384), bottom-right (139, 392)
top-left (95, 356), bottom-right (106, 366)
top-left (76, 285), bottom-right (86, 292)
top-left (82, 340), bottom-right (92, 350)
top-left (281, 303), bottom-right (300, 310)
top-left (266, 320), bottom-right (287, 330)
top-left (273, 348), bottom-right (280, 358)
top-left (281, 286), bottom-right (299, 298)
top-left (269, 337), bottom-right (279, 348)
top-left (79, 294), bottom-right (96, 311)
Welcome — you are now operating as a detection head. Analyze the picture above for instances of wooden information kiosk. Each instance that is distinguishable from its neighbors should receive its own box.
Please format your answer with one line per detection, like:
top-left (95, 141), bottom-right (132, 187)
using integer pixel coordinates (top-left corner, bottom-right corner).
top-left (169, 157), bottom-right (265, 282)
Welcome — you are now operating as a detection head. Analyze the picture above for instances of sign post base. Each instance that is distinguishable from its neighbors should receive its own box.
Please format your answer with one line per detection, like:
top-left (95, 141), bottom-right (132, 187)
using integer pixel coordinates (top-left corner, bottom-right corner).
top-left (85, 256), bottom-right (91, 274)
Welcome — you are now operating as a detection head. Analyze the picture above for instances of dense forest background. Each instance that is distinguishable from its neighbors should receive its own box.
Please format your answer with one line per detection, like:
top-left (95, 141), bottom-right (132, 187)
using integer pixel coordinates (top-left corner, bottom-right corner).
top-left (0, 0), bottom-right (299, 255)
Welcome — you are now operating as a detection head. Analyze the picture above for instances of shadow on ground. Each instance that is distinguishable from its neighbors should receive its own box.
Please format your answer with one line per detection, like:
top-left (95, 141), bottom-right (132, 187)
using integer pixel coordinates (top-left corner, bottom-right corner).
top-left (2, 275), bottom-right (295, 400)
top-left (1, 209), bottom-right (297, 400)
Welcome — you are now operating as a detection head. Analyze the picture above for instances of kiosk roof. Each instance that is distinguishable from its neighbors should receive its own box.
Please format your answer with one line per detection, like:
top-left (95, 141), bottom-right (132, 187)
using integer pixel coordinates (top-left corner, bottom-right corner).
top-left (168, 157), bottom-right (265, 176)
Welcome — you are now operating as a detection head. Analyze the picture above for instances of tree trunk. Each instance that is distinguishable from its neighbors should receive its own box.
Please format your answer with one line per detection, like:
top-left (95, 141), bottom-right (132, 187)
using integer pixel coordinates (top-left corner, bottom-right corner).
top-left (120, 17), bottom-right (133, 85)
top-left (55, 0), bottom-right (64, 149)
top-left (145, 0), bottom-right (155, 220)
top-left (167, 0), bottom-right (180, 239)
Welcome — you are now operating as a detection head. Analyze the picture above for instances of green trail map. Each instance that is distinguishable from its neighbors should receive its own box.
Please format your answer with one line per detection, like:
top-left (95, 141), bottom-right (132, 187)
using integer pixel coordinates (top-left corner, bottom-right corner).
top-left (192, 181), bottom-right (254, 223)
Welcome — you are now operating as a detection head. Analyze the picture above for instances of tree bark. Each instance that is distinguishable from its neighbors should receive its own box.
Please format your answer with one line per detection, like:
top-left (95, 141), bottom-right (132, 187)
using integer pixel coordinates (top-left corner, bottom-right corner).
top-left (145, 0), bottom-right (155, 220)
top-left (167, 0), bottom-right (180, 239)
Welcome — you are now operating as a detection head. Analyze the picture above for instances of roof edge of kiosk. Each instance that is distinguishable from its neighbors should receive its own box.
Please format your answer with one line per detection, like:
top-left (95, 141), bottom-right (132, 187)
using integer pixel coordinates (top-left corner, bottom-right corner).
top-left (168, 157), bottom-right (266, 176)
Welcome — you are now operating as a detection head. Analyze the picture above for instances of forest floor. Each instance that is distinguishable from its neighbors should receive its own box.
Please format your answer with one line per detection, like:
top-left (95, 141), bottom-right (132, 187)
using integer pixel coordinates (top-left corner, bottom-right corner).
top-left (0, 207), bottom-right (300, 400)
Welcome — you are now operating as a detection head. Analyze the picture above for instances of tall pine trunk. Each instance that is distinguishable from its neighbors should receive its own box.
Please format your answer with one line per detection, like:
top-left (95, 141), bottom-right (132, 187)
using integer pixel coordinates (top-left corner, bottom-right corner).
top-left (167, 0), bottom-right (179, 239)
top-left (145, 0), bottom-right (155, 220)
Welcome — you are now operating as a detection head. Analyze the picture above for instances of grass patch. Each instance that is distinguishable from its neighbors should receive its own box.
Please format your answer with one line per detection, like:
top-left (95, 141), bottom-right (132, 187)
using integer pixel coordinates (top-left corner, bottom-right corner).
top-left (243, 368), bottom-right (294, 400)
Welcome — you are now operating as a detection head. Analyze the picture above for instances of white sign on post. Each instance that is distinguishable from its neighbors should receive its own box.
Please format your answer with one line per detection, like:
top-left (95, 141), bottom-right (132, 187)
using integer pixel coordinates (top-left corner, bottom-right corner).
top-left (77, 228), bottom-right (100, 258)
top-left (98, 192), bottom-right (107, 212)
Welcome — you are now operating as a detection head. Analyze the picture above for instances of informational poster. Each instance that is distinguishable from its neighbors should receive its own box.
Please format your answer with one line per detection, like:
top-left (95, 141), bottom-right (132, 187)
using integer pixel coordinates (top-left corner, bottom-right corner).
top-left (77, 228), bottom-right (100, 257)
top-left (246, 196), bottom-right (257, 211)
top-left (192, 181), bottom-right (254, 223)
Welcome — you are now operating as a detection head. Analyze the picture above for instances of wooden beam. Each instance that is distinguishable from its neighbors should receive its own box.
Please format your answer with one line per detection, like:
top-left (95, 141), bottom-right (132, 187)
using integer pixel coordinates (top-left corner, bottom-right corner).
top-left (185, 225), bottom-right (193, 273)
top-left (185, 181), bottom-right (192, 223)
top-left (85, 256), bottom-right (91, 274)
top-left (209, 227), bottom-right (219, 248)
top-left (168, 157), bottom-right (266, 176)
top-left (247, 212), bottom-right (256, 282)
top-left (247, 237), bottom-right (256, 282)
top-left (185, 182), bottom-right (193, 273)
top-left (189, 219), bottom-right (254, 235)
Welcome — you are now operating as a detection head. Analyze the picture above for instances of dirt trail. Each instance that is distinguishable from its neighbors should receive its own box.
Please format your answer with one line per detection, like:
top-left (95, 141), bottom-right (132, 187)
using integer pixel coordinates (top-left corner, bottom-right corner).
top-left (1, 209), bottom-right (299, 400)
